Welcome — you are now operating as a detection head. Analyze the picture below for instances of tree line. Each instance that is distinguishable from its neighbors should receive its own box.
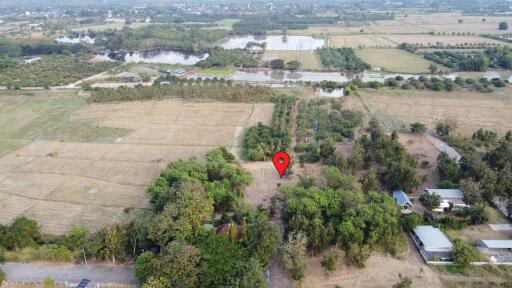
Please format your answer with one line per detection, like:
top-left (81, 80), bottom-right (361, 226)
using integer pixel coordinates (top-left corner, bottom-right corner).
top-left (242, 95), bottom-right (296, 161)
top-left (317, 48), bottom-right (370, 71)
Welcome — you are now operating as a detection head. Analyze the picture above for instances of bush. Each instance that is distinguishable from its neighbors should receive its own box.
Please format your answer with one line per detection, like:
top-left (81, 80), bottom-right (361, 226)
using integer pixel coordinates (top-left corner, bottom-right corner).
top-left (0, 268), bottom-right (5, 284)
top-left (43, 277), bottom-right (56, 288)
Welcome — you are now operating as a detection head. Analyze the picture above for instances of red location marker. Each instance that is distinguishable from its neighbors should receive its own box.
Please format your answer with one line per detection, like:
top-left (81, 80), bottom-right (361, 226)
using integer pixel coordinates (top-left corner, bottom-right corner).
top-left (272, 151), bottom-right (290, 178)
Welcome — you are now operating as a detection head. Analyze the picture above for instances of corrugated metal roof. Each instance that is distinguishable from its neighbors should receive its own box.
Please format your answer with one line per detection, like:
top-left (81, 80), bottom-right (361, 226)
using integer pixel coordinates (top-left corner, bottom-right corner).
top-left (413, 226), bottom-right (453, 251)
top-left (478, 240), bottom-right (512, 249)
top-left (393, 190), bottom-right (412, 206)
top-left (425, 189), bottom-right (464, 199)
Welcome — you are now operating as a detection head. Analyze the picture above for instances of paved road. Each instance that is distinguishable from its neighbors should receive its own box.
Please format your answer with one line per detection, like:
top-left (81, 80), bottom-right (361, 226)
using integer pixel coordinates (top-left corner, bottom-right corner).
top-left (0, 263), bottom-right (137, 285)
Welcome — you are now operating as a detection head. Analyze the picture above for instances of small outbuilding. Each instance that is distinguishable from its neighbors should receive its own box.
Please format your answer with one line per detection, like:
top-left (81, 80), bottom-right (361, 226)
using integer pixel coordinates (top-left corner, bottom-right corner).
top-left (477, 240), bottom-right (512, 253)
top-left (410, 225), bottom-right (453, 262)
top-left (392, 189), bottom-right (413, 214)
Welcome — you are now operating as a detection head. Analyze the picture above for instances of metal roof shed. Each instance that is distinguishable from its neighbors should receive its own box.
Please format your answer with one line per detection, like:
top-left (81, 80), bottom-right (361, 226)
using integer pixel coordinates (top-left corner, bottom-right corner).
top-left (477, 240), bottom-right (512, 249)
top-left (413, 226), bottom-right (453, 252)
top-left (424, 189), bottom-right (464, 199)
top-left (393, 190), bottom-right (412, 206)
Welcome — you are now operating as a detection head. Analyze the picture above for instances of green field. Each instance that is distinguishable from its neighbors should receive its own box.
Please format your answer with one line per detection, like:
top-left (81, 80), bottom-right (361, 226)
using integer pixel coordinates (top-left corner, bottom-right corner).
top-left (71, 21), bottom-right (151, 32)
top-left (214, 19), bottom-right (240, 30)
top-left (0, 90), bottom-right (130, 156)
top-left (197, 68), bottom-right (236, 76)
top-left (356, 48), bottom-right (440, 73)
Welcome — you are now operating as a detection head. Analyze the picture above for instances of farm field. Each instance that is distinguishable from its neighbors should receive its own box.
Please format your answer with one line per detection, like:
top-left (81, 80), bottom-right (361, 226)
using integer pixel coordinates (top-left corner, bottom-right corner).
top-left (328, 35), bottom-right (396, 48)
top-left (214, 19), bottom-right (240, 30)
top-left (196, 68), bottom-right (235, 76)
top-left (0, 91), bottom-right (274, 234)
top-left (262, 50), bottom-right (323, 70)
top-left (356, 48), bottom-right (438, 73)
top-left (345, 88), bottom-right (512, 135)
top-left (71, 21), bottom-right (151, 32)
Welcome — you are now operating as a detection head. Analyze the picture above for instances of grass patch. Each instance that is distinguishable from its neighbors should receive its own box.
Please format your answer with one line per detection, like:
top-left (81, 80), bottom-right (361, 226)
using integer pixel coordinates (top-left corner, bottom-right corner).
top-left (356, 48), bottom-right (440, 73)
top-left (197, 68), bottom-right (235, 76)
top-left (214, 19), bottom-right (240, 30)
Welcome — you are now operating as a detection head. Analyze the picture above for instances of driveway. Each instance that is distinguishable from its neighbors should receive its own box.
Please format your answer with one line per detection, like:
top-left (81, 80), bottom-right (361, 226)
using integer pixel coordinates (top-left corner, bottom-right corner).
top-left (0, 263), bottom-right (137, 285)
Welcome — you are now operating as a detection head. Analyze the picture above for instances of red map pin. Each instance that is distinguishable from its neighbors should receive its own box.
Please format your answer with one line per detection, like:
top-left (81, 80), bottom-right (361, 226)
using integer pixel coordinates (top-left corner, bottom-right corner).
top-left (272, 151), bottom-right (290, 178)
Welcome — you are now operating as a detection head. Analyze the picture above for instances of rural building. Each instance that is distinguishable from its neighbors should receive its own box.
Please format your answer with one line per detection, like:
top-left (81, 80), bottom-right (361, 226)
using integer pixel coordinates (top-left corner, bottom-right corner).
top-left (410, 225), bottom-right (453, 262)
top-left (393, 189), bottom-right (413, 214)
top-left (477, 240), bottom-right (512, 263)
top-left (423, 189), bottom-right (469, 212)
top-left (19, 57), bottom-right (42, 65)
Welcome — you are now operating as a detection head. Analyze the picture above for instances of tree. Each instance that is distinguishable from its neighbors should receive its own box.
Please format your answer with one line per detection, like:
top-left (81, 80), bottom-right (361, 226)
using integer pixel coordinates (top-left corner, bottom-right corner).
top-left (270, 59), bottom-right (285, 69)
top-left (400, 212), bottom-right (423, 231)
top-left (429, 63), bottom-right (438, 74)
top-left (230, 258), bottom-right (267, 288)
top-left (2, 216), bottom-right (41, 250)
top-left (0, 268), bottom-right (5, 284)
top-left (437, 152), bottom-right (461, 183)
top-left (499, 22), bottom-right (509, 30)
top-left (458, 19), bottom-right (463, 24)
top-left (435, 119), bottom-right (457, 137)
top-left (141, 276), bottom-right (170, 288)
top-left (393, 274), bottom-right (412, 288)
top-left (322, 166), bottom-right (355, 190)
top-left (360, 168), bottom-right (380, 193)
top-left (452, 240), bottom-right (476, 269)
top-left (281, 232), bottom-right (308, 281)
top-left (65, 226), bottom-right (88, 264)
top-left (385, 160), bottom-right (422, 192)
top-left (148, 180), bottom-right (213, 246)
top-left (319, 138), bottom-right (336, 159)
top-left (152, 241), bottom-right (200, 288)
top-left (410, 122), bottom-right (427, 134)
top-left (460, 178), bottom-right (482, 205)
top-left (468, 204), bottom-right (489, 225)
top-left (286, 60), bottom-right (302, 71)
top-left (422, 193), bottom-right (441, 212)
top-left (105, 225), bottom-right (125, 263)
top-left (135, 252), bottom-right (156, 283)
top-left (322, 247), bottom-right (341, 273)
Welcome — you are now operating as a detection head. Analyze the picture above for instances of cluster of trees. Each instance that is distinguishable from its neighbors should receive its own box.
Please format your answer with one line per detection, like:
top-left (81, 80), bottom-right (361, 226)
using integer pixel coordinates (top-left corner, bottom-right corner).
top-left (317, 48), bottom-right (370, 71)
top-left (242, 95), bottom-right (296, 161)
top-left (89, 81), bottom-right (274, 103)
top-left (280, 184), bottom-right (405, 274)
top-left (350, 119), bottom-right (422, 192)
top-left (423, 51), bottom-right (489, 71)
top-left (0, 54), bottom-right (118, 88)
top-left (295, 99), bottom-right (363, 163)
top-left (366, 75), bottom-right (506, 93)
top-left (137, 147), bottom-right (280, 287)
top-left (232, 14), bottom-right (337, 35)
top-left (0, 37), bottom-right (91, 58)
top-left (94, 25), bottom-right (229, 52)
top-left (422, 46), bottom-right (512, 71)
top-left (197, 48), bottom-right (259, 68)
top-left (268, 59), bottom-right (302, 71)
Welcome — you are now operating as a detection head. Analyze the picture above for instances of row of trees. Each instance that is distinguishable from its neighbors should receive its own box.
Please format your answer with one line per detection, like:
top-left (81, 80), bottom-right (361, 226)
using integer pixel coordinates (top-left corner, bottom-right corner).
top-left (242, 95), bottom-right (296, 161)
top-left (89, 82), bottom-right (274, 103)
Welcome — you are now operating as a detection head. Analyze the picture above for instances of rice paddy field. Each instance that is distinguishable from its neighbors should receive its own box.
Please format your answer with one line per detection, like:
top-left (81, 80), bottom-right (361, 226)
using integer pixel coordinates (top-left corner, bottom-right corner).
top-left (262, 50), bottom-right (324, 71)
top-left (0, 90), bottom-right (274, 234)
top-left (344, 88), bottom-right (512, 135)
top-left (356, 48), bottom-right (439, 73)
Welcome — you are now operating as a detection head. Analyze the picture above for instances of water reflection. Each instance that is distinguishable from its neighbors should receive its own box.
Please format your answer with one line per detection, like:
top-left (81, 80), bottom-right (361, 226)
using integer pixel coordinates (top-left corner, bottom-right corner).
top-left (104, 50), bottom-right (208, 65)
top-left (56, 35), bottom-right (95, 44)
top-left (221, 35), bottom-right (325, 50)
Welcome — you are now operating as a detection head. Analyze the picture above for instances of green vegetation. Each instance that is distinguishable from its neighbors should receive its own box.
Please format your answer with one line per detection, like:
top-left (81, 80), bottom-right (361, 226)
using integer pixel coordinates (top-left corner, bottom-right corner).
top-left (423, 51), bottom-right (489, 71)
top-left (214, 19), bottom-right (240, 30)
top-left (89, 81), bottom-right (274, 103)
top-left (317, 48), bottom-right (370, 71)
top-left (196, 68), bottom-right (235, 76)
top-left (94, 25), bottom-right (229, 52)
top-left (233, 15), bottom-right (337, 35)
top-left (242, 95), bottom-right (296, 161)
top-left (295, 99), bottom-right (363, 163)
top-left (0, 54), bottom-right (117, 88)
top-left (197, 48), bottom-right (259, 68)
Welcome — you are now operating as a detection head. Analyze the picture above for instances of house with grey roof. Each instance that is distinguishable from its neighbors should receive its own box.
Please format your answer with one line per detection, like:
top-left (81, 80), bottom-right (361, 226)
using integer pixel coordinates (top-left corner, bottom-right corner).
top-left (410, 225), bottom-right (453, 262)
top-left (423, 188), bottom-right (469, 212)
top-left (392, 190), bottom-right (413, 214)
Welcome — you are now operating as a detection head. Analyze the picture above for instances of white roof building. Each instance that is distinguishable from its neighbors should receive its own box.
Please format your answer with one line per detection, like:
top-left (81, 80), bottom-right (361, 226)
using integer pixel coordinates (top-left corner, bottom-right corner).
top-left (410, 225), bottom-right (453, 262)
top-left (423, 189), bottom-right (469, 212)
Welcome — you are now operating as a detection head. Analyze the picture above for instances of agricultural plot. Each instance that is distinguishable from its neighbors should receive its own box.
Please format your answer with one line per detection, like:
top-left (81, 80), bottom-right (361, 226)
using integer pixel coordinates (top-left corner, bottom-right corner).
top-left (262, 50), bottom-right (323, 70)
top-left (356, 48), bottom-right (438, 73)
top-left (0, 92), bottom-right (274, 234)
top-left (328, 35), bottom-right (396, 48)
top-left (348, 88), bottom-right (512, 135)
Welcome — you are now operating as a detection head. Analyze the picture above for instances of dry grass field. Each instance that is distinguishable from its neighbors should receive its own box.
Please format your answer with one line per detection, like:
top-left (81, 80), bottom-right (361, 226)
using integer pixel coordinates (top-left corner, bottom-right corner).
top-left (0, 91), bottom-right (274, 234)
top-left (328, 35), bottom-right (397, 48)
top-left (262, 50), bottom-right (323, 70)
top-left (356, 48), bottom-right (438, 73)
top-left (344, 88), bottom-right (512, 135)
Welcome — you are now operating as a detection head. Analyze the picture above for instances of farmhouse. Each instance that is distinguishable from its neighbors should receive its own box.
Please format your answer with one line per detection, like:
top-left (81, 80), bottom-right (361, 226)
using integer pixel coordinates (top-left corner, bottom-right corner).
top-left (410, 225), bottom-right (453, 262)
top-left (423, 188), bottom-right (469, 212)
top-left (392, 189), bottom-right (413, 214)
top-left (477, 240), bottom-right (512, 263)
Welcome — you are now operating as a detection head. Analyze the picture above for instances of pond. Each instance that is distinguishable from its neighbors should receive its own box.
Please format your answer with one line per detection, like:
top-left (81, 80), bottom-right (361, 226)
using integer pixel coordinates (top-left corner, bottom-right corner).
top-left (189, 70), bottom-right (352, 83)
top-left (56, 35), bottom-right (95, 44)
top-left (318, 88), bottom-right (345, 97)
top-left (220, 35), bottom-right (325, 50)
top-left (103, 50), bottom-right (209, 65)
